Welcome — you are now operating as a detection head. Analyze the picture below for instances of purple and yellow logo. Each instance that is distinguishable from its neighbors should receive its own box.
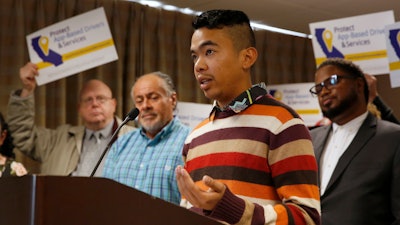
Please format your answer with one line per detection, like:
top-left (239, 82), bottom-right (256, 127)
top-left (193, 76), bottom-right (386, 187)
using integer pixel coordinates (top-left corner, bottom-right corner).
top-left (388, 29), bottom-right (400, 71)
top-left (389, 29), bottom-right (400, 59)
top-left (31, 35), bottom-right (63, 66)
top-left (314, 28), bottom-right (344, 59)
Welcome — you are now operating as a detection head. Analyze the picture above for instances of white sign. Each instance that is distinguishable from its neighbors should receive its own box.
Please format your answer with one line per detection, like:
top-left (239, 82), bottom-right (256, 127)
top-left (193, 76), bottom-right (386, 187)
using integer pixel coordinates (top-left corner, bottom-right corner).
top-left (384, 22), bottom-right (400, 88)
top-left (26, 7), bottom-right (118, 85)
top-left (176, 83), bottom-right (323, 129)
top-left (309, 11), bottom-right (394, 75)
top-left (267, 83), bottom-right (323, 127)
top-left (176, 101), bottom-right (212, 130)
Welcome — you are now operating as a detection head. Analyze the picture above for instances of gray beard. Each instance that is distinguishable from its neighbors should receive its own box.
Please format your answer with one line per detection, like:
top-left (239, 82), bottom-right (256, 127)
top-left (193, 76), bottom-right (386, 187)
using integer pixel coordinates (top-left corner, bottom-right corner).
top-left (141, 120), bottom-right (167, 137)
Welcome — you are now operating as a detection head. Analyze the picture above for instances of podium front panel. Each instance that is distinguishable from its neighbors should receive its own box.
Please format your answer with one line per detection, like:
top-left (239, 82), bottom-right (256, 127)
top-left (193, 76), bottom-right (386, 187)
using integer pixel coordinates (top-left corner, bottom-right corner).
top-left (0, 176), bottom-right (223, 225)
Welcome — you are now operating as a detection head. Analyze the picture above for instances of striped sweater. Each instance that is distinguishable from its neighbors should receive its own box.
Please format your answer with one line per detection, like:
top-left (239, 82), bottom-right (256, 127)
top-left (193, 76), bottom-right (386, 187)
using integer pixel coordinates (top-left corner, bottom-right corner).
top-left (181, 85), bottom-right (321, 225)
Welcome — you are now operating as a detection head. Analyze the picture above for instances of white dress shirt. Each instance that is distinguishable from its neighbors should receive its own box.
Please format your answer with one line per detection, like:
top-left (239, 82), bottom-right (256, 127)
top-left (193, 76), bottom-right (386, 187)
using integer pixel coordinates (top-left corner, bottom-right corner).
top-left (319, 111), bottom-right (368, 195)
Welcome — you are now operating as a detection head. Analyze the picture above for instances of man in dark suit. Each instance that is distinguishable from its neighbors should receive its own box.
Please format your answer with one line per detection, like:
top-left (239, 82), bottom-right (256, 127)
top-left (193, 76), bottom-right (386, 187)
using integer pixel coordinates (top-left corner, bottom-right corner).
top-left (309, 58), bottom-right (400, 225)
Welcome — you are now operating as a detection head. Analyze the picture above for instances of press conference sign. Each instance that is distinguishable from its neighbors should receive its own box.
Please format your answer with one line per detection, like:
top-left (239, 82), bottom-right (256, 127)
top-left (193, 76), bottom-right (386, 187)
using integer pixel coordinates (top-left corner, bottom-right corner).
top-left (26, 7), bottom-right (118, 85)
top-left (385, 22), bottom-right (400, 87)
top-left (309, 11), bottom-right (395, 75)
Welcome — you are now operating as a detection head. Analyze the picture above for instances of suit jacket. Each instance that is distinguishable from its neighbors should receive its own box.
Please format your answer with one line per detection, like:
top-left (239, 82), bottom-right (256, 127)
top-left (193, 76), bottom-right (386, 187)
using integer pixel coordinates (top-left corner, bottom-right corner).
top-left (311, 113), bottom-right (400, 225)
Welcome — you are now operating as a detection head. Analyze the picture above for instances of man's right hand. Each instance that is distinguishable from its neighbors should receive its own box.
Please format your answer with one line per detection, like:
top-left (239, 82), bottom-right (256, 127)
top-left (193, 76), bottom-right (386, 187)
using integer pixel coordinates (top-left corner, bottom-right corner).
top-left (19, 62), bottom-right (38, 97)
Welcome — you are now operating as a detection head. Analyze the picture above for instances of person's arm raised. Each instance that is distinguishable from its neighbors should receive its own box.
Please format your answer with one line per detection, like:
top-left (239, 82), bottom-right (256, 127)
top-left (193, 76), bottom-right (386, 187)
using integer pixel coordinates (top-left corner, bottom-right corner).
top-left (19, 62), bottom-right (38, 97)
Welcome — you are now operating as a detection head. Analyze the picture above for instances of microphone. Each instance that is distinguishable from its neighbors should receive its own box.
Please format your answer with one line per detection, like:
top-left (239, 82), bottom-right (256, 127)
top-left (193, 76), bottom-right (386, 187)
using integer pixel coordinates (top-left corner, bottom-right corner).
top-left (90, 108), bottom-right (140, 177)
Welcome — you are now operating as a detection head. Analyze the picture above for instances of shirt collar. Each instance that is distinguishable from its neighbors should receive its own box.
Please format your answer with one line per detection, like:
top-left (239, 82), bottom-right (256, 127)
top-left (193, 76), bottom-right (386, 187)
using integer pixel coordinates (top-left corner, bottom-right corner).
top-left (85, 119), bottom-right (114, 140)
top-left (209, 83), bottom-right (267, 118)
top-left (332, 111), bottom-right (368, 133)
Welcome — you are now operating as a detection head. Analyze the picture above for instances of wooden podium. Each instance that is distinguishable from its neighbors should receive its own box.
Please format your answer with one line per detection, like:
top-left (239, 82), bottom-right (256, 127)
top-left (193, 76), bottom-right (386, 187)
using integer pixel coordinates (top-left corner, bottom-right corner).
top-left (0, 175), bottom-right (223, 225)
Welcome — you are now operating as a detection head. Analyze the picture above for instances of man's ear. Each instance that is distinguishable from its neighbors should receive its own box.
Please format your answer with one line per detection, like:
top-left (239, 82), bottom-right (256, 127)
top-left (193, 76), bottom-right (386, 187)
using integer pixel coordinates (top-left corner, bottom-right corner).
top-left (241, 47), bottom-right (258, 70)
top-left (170, 92), bottom-right (178, 109)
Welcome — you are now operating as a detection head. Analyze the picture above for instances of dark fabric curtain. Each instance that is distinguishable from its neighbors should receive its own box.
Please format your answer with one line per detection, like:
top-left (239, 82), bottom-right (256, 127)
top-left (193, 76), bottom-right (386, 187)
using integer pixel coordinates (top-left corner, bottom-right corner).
top-left (0, 0), bottom-right (315, 171)
top-left (253, 29), bottom-right (316, 84)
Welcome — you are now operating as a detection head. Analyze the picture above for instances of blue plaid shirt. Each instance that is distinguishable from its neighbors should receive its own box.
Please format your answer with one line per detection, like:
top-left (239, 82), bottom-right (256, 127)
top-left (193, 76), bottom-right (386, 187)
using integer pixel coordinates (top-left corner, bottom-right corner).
top-left (102, 117), bottom-right (190, 205)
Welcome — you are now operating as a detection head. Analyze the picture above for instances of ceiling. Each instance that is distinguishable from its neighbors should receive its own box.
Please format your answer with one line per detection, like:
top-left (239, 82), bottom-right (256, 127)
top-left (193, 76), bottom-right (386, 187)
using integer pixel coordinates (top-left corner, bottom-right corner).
top-left (141, 0), bottom-right (399, 36)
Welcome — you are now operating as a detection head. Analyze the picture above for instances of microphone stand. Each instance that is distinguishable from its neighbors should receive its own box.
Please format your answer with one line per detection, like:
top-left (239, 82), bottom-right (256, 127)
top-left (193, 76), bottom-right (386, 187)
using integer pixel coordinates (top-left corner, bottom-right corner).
top-left (90, 108), bottom-right (139, 177)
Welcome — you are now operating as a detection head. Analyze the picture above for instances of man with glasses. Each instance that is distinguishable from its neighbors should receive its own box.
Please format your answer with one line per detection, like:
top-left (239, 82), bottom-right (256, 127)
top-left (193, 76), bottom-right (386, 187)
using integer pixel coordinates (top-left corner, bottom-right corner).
top-left (7, 62), bottom-right (134, 176)
top-left (309, 58), bottom-right (400, 224)
top-left (310, 74), bottom-right (358, 96)
top-left (310, 73), bottom-right (399, 125)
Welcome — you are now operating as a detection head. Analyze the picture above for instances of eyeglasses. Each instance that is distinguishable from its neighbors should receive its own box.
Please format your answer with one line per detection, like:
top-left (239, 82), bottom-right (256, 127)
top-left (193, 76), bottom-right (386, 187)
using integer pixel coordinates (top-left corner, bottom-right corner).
top-left (81, 96), bottom-right (112, 105)
top-left (309, 74), bottom-right (355, 96)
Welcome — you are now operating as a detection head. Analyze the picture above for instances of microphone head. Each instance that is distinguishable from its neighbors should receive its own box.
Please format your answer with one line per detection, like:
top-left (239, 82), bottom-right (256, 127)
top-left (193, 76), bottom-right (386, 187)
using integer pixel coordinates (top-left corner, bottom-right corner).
top-left (126, 108), bottom-right (140, 121)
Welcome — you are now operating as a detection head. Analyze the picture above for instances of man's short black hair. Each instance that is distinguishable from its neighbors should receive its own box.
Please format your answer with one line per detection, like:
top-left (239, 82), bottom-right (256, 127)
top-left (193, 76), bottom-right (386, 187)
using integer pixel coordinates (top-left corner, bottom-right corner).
top-left (193, 9), bottom-right (250, 29)
top-left (192, 9), bottom-right (256, 49)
